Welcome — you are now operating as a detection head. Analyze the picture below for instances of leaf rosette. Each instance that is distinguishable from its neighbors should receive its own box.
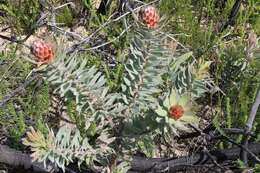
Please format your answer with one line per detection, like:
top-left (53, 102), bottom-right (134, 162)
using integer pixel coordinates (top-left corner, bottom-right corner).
top-left (155, 89), bottom-right (199, 133)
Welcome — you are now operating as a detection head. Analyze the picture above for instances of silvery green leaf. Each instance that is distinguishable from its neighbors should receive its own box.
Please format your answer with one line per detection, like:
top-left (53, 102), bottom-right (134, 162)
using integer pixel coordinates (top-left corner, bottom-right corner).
top-left (123, 77), bottom-right (131, 86)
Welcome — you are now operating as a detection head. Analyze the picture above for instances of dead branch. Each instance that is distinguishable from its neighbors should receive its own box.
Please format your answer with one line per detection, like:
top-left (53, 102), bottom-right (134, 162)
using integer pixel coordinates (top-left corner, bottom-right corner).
top-left (179, 124), bottom-right (256, 140)
top-left (2, 141), bottom-right (260, 173)
top-left (220, 0), bottom-right (242, 32)
top-left (241, 87), bottom-right (260, 165)
top-left (0, 144), bottom-right (56, 173)
top-left (65, 0), bottom-right (160, 54)
top-left (129, 142), bottom-right (260, 173)
top-left (0, 34), bottom-right (31, 49)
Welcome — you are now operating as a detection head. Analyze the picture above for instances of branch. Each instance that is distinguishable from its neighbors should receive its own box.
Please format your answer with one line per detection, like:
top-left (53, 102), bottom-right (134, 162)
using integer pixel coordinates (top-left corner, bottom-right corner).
top-left (0, 144), bottom-right (56, 173)
top-left (80, 24), bottom-right (132, 51)
top-left (0, 34), bottom-right (31, 49)
top-left (220, 0), bottom-right (242, 32)
top-left (2, 141), bottom-right (260, 173)
top-left (178, 123), bottom-right (255, 140)
top-left (241, 87), bottom-right (260, 165)
top-left (65, 0), bottom-right (160, 54)
top-left (129, 142), bottom-right (260, 172)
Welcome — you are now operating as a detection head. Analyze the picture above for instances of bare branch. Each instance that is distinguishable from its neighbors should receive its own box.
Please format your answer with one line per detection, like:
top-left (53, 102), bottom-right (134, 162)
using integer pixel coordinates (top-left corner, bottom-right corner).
top-left (66, 0), bottom-right (160, 54)
top-left (130, 142), bottom-right (260, 172)
top-left (241, 87), bottom-right (260, 165)
top-left (0, 144), bottom-right (56, 173)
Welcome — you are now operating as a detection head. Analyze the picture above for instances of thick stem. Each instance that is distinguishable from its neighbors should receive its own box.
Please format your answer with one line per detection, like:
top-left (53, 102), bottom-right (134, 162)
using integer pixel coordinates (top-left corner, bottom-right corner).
top-left (0, 145), bottom-right (56, 173)
top-left (130, 142), bottom-right (260, 172)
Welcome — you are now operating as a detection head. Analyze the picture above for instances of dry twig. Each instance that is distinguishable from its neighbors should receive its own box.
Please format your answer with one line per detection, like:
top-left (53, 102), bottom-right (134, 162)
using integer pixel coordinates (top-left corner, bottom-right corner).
top-left (241, 87), bottom-right (260, 165)
top-left (0, 144), bottom-right (56, 173)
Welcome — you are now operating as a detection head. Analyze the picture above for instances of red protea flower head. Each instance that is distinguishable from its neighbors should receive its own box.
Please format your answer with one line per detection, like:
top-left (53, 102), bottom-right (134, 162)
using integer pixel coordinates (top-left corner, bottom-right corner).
top-left (169, 105), bottom-right (184, 120)
top-left (141, 5), bottom-right (160, 28)
top-left (31, 39), bottom-right (54, 64)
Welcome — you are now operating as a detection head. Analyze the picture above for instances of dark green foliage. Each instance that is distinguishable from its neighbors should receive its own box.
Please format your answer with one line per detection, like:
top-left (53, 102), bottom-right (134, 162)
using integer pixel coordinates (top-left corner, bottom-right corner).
top-left (0, 0), bottom-right (40, 34)
top-left (215, 41), bottom-right (260, 143)
top-left (248, 0), bottom-right (260, 34)
top-left (254, 164), bottom-right (260, 173)
top-left (56, 6), bottom-right (74, 27)
top-left (0, 47), bottom-right (50, 147)
top-left (159, 0), bottom-right (255, 57)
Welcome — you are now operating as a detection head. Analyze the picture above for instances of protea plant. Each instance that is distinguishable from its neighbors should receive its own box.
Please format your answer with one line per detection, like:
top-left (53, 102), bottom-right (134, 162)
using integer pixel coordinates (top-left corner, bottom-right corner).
top-left (155, 89), bottom-right (199, 132)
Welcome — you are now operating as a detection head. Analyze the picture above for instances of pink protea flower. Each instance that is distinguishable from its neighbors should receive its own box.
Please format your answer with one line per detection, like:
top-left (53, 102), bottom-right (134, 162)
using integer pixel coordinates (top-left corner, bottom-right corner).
top-left (169, 104), bottom-right (185, 120)
top-left (141, 6), bottom-right (160, 28)
top-left (31, 39), bottom-right (54, 64)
